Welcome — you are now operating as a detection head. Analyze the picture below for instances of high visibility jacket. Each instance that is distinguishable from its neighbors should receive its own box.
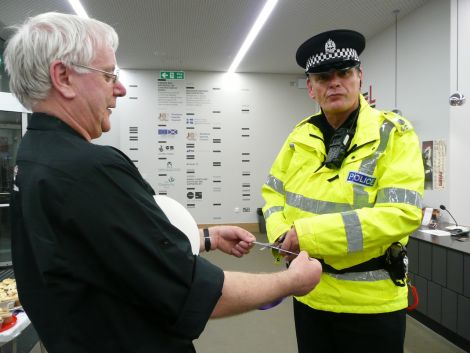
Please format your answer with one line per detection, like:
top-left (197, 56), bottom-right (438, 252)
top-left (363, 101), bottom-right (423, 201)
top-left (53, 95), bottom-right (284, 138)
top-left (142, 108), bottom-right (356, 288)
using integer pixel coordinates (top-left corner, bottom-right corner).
top-left (262, 95), bottom-right (424, 313)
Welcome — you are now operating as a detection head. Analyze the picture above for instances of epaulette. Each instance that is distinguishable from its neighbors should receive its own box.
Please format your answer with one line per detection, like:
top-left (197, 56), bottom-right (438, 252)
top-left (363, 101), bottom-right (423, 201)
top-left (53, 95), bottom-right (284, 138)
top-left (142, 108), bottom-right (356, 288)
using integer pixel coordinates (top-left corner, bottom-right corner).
top-left (382, 111), bottom-right (413, 135)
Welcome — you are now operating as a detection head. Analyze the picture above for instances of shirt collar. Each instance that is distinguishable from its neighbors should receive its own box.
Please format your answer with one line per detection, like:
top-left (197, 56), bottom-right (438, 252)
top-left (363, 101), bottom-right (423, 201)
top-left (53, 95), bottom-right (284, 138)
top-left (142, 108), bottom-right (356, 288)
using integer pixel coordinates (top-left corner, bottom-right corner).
top-left (28, 112), bottom-right (86, 140)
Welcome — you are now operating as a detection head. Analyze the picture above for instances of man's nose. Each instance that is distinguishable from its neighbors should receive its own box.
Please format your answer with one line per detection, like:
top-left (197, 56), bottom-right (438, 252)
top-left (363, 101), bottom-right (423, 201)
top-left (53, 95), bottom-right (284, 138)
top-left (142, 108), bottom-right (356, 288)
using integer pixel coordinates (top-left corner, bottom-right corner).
top-left (328, 73), bottom-right (341, 86)
top-left (114, 80), bottom-right (127, 97)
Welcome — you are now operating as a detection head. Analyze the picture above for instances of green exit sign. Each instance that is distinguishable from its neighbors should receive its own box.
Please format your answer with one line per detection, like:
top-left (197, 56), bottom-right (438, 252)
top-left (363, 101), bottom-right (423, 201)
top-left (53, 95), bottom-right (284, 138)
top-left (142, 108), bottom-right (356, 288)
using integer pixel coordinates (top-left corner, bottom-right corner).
top-left (159, 71), bottom-right (185, 80)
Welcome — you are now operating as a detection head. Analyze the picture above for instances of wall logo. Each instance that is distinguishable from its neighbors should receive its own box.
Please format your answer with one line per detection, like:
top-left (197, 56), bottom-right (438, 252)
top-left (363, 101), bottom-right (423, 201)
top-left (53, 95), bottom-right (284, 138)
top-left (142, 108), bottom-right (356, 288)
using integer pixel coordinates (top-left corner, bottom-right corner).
top-left (159, 145), bottom-right (175, 152)
top-left (346, 171), bottom-right (376, 187)
top-left (186, 191), bottom-right (203, 199)
top-left (158, 129), bottom-right (178, 136)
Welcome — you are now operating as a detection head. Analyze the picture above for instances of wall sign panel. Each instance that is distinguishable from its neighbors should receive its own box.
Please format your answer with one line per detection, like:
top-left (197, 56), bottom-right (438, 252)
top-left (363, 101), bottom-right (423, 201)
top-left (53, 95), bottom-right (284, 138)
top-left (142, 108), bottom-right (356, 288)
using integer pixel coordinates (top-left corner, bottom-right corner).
top-left (114, 71), bottom-right (315, 224)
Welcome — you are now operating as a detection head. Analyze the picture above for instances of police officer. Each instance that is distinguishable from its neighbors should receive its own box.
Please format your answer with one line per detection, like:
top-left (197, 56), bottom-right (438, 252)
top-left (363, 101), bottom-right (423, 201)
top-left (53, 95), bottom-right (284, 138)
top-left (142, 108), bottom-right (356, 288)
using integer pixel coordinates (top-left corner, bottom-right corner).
top-left (261, 29), bottom-right (424, 353)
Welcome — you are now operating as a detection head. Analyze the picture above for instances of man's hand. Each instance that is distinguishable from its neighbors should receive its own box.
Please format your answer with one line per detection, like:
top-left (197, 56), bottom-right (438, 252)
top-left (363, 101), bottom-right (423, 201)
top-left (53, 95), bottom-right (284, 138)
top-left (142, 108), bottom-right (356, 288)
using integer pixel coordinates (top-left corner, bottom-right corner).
top-left (202, 226), bottom-right (255, 257)
top-left (286, 251), bottom-right (322, 296)
top-left (212, 250), bottom-right (322, 318)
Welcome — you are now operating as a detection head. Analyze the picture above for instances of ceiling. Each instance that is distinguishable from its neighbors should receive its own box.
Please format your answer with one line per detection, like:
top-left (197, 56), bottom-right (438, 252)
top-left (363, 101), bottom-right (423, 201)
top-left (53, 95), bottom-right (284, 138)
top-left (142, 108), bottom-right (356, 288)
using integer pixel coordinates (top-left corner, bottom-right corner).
top-left (0, 0), bottom-right (430, 74)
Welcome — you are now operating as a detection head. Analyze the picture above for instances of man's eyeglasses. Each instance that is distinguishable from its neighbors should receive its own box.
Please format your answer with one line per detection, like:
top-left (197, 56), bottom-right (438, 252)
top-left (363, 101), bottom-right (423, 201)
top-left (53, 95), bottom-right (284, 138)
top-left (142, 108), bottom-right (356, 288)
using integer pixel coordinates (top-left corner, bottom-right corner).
top-left (70, 62), bottom-right (119, 84)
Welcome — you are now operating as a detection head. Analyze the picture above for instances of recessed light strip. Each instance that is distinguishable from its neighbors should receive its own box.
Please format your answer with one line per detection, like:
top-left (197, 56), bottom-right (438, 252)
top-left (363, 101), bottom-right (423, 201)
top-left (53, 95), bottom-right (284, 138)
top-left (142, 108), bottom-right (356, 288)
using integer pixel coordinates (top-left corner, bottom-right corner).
top-left (68, 0), bottom-right (89, 18)
top-left (227, 0), bottom-right (279, 73)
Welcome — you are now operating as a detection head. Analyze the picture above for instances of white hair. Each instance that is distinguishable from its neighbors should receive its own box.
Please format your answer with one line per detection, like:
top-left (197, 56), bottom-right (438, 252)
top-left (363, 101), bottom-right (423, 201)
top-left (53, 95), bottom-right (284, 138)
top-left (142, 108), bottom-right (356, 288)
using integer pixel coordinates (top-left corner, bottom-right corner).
top-left (4, 12), bottom-right (119, 110)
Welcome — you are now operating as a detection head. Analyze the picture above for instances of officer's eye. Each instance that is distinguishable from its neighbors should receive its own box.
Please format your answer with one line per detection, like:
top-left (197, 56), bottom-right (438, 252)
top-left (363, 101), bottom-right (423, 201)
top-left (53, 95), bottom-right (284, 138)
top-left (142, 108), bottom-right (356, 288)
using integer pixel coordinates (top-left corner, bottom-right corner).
top-left (313, 73), bottom-right (331, 82)
top-left (337, 68), bottom-right (353, 78)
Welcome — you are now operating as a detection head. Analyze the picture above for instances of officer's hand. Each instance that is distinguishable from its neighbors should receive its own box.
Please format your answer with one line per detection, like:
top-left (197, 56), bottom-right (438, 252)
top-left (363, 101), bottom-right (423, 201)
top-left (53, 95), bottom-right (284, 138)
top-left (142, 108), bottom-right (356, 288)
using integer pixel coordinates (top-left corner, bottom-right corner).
top-left (281, 227), bottom-right (300, 262)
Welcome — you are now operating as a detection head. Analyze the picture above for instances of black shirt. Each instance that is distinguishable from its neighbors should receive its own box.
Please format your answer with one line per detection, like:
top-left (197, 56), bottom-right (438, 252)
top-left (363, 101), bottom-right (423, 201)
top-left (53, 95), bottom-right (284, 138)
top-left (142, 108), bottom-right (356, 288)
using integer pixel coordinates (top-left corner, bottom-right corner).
top-left (11, 113), bottom-right (224, 353)
top-left (309, 103), bottom-right (360, 152)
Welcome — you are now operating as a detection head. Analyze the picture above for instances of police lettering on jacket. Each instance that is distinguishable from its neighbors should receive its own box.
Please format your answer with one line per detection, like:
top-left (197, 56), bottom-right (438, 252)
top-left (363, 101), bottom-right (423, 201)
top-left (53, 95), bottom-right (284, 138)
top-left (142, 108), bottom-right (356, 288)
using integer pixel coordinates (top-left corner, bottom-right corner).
top-left (346, 171), bottom-right (376, 187)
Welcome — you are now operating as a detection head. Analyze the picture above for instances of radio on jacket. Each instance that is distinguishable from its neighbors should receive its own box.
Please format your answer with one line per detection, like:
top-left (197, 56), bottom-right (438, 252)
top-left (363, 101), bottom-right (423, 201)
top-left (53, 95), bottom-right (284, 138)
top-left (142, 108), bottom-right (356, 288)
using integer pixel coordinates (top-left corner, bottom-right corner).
top-left (384, 242), bottom-right (408, 287)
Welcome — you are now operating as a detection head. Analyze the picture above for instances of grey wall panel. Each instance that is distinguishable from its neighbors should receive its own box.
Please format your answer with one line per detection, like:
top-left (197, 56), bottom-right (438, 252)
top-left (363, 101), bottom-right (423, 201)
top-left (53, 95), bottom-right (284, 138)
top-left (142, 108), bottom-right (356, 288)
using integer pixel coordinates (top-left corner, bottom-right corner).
top-left (408, 273), bottom-right (416, 307)
top-left (457, 295), bottom-right (470, 341)
top-left (432, 245), bottom-right (446, 286)
top-left (464, 254), bottom-right (470, 297)
top-left (408, 238), bottom-right (419, 274)
top-left (447, 250), bottom-right (463, 294)
top-left (442, 288), bottom-right (457, 333)
top-left (414, 274), bottom-right (428, 315)
top-left (427, 281), bottom-right (442, 323)
top-left (418, 241), bottom-right (432, 280)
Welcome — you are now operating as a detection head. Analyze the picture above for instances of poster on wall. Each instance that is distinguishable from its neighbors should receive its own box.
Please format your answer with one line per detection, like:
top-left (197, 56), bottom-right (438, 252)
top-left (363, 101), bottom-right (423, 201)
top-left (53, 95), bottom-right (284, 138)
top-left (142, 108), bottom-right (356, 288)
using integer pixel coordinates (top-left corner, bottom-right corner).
top-left (155, 73), bottom-right (253, 223)
top-left (422, 140), bottom-right (446, 190)
top-left (362, 85), bottom-right (376, 108)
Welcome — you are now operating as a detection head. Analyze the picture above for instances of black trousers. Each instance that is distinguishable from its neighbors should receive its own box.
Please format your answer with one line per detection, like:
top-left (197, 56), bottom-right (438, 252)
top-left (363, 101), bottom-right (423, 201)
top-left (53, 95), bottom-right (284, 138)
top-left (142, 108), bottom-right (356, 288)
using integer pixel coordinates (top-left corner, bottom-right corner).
top-left (293, 298), bottom-right (406, 353)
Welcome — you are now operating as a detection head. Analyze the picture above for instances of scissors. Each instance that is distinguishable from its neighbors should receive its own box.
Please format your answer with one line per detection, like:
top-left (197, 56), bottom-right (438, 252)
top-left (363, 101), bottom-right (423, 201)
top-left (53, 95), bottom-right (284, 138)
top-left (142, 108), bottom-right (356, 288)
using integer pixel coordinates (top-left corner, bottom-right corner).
top-left (252, 241), bottom-right (299, 256)
top-left (252, 241), bottom-right (315, 260)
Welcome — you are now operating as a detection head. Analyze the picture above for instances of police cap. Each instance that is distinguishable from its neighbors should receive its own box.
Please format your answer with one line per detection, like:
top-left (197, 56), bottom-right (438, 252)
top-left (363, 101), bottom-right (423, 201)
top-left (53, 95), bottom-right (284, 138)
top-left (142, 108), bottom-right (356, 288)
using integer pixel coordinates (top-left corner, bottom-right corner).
top-left (296, 29), bottom-right (365, 74)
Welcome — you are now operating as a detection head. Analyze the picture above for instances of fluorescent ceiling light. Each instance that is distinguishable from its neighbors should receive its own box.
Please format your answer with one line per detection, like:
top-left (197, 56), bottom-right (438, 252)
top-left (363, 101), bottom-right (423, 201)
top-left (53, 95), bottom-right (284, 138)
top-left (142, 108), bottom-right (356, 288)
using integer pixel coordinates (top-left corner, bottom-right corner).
top-left (227, 0), bottom-right (279, 73)
top-left (68, 0), bottom-right (89, 18)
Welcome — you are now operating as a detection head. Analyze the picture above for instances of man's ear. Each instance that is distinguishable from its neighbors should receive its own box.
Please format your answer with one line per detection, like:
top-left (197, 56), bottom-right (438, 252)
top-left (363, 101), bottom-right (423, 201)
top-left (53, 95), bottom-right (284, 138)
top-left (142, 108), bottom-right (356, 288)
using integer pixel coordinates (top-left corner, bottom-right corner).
top-left (50, 61), bottom-right (76, 99)
top-left (306, 77), bottom-right (316, 100)
top-left (358, 67), bottom-right (363, 89)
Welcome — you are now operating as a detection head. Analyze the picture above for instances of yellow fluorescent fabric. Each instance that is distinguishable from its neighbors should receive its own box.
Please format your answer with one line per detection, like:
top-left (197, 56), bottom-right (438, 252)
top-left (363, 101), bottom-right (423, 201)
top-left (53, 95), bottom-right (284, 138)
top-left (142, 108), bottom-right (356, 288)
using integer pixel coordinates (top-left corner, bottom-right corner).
top-left (262, 95), bottom-right (424, 313)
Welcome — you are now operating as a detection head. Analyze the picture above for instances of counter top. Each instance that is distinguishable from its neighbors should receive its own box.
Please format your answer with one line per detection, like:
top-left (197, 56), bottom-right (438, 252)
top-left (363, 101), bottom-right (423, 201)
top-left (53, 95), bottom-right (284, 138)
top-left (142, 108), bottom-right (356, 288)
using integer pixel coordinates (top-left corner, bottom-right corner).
top-left (411, 223), bottom-right (470, 254)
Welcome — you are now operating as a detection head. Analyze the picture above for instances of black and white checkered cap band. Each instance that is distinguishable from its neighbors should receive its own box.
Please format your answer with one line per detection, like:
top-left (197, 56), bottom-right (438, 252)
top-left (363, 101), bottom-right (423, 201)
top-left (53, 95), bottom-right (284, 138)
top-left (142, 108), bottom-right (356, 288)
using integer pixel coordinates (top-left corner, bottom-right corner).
top-left (305, 48), bottom-right (359, 72)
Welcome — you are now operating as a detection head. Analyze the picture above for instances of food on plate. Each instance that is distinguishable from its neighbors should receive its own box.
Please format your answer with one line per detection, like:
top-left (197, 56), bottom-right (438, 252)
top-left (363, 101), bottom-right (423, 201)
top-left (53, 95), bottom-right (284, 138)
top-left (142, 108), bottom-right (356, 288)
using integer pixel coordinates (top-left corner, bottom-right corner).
top-left (0, 278), bottom-right (19, 307)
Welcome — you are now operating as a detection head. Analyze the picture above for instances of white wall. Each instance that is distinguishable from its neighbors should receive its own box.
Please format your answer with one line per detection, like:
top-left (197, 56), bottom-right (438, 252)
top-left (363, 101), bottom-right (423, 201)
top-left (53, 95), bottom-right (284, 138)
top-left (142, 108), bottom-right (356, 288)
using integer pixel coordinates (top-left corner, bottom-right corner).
top-left (107, 70), bottom-right (315, 224)
top-left (0, 92), bottom-right (28, 113)
top-left (449, 0), bottom-right (470, 226)
top-left (0, 92), bottom-right (29, 134)
top-left (361, 0), bottom-right (453, 220)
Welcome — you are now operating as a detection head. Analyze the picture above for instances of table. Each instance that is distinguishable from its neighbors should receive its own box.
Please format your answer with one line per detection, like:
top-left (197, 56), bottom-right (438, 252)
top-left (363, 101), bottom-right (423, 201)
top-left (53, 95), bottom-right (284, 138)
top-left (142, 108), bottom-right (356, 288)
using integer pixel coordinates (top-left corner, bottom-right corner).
top-left (0, 268), bottom-right (40, 353)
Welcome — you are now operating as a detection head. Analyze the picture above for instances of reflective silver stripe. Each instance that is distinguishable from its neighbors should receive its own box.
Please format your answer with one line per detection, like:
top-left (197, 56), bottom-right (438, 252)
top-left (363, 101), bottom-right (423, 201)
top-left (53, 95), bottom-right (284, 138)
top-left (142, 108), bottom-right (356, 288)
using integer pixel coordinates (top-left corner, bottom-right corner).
top-left (351, 187), bottom-right (372, 209)
top-left (341, 211), bottom-right (363, 253)
top-left (325, 269), bottom-right (390, 282)
top-left (352, 120), bottom-right (394, 208)
top-left (265, 174), bottom-right (285, 195)
top-left (362, 121), bottom-right (394, 174)
top-left (263, 206), bottom-right (283, 220)
top-left (376, 187), bottom-right (423, 208)
top-left (343, 121), bottom-right (394, 252)
top-left (286, 191), bottom-right (353, 214)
